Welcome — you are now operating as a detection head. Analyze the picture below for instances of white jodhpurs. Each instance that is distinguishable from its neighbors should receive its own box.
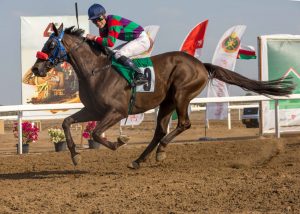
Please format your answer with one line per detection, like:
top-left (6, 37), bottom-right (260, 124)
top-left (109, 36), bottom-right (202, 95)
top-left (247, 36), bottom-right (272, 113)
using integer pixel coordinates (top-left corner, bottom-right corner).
top-left (114, 31), bottom-right (151, 59)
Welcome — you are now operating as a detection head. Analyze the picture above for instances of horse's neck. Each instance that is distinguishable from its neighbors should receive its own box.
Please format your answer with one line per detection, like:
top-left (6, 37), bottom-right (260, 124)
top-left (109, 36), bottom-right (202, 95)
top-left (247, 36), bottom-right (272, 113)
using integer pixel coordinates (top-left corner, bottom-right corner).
top-left (63, 35), bottom-right (108, 80)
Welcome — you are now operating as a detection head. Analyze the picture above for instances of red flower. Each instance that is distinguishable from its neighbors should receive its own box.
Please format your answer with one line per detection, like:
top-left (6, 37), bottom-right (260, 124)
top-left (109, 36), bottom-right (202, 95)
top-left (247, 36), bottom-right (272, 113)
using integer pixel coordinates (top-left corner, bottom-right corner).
top-left (13, 121), bottom-right (39, 144)
top-left (82, 121), bottom-right (97, 140)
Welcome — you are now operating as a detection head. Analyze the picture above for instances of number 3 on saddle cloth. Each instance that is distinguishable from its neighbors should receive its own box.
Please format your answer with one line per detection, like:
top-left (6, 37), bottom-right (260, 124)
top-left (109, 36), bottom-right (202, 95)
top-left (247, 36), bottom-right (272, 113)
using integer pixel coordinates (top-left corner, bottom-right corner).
top-left (111, 57), bottom-right (155, 93)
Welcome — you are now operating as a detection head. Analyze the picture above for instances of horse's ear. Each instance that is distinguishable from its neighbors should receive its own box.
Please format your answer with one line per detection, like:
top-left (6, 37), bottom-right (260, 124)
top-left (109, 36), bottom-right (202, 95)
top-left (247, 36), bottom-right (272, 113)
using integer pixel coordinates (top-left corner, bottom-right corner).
top-left (58, 23), bottom-right (64, 34)
top-left (52, 23), bottom-right (59, 36)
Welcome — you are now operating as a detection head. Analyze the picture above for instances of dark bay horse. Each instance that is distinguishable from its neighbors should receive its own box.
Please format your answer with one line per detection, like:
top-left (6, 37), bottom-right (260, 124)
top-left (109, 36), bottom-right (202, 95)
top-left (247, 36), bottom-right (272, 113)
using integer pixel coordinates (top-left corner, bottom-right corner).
top-left (32, 24), bottom-right (295, 169)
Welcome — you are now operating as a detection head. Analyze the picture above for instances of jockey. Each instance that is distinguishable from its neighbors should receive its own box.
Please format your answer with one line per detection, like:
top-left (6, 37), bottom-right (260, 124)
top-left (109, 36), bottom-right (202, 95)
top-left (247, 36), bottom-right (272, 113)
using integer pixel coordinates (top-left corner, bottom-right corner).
top-left (86, 3), bottom-right (150, 86)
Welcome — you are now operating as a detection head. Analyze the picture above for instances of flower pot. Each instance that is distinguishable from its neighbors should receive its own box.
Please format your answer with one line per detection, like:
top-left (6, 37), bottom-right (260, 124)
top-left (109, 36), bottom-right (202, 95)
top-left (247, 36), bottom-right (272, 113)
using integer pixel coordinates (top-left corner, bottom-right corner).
top-left (16, 144), bottom-right (29, 154)
top-left (54, 141), bottom-right (67, 152)
top-left (88, 139), bottom-right (100, 149)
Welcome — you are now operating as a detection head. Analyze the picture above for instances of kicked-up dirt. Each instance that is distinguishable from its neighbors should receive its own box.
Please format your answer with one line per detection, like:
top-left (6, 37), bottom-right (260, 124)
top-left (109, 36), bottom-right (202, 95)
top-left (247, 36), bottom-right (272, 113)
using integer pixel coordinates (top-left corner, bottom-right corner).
top-left (0, 111), bottom-right (299, 213)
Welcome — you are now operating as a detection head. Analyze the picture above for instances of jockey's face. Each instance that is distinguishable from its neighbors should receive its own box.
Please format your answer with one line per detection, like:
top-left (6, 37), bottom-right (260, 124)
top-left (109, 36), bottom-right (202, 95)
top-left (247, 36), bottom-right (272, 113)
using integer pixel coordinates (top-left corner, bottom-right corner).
top-left (92, 15), bottom-right (106, 29)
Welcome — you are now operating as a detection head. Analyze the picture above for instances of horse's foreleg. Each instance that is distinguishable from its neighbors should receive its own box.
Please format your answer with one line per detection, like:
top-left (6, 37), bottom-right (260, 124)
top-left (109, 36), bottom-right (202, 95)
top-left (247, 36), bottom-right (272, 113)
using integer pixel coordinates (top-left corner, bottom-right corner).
top-left (91, 111), bottom-right (125, 150)
top-left (62, 108), bottom-right (97, 165)
top-left (128, 100), bottom-right (175, 169)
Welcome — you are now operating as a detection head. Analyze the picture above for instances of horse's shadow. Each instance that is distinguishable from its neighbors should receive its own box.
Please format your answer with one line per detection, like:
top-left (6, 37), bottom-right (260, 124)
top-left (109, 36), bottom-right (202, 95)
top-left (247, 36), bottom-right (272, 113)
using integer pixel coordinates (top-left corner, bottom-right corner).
top-left (0, 170), bottom-right (88, 180)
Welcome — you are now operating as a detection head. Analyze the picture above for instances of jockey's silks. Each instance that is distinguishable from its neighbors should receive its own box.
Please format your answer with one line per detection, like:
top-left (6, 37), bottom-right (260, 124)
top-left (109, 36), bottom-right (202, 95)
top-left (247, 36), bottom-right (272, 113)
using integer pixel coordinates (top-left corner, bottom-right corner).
top-left (95, 15), bottom-right (144, 47)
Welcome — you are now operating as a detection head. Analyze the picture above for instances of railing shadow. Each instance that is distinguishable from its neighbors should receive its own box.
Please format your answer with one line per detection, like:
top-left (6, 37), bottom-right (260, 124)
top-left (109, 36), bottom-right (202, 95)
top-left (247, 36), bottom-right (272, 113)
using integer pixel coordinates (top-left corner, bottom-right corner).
top-left (197, 135), bottom-right (262, 142)
top-left (0, 170), bottom-right (88, 180)
top-left (126, 135), bottom-right (262, 145)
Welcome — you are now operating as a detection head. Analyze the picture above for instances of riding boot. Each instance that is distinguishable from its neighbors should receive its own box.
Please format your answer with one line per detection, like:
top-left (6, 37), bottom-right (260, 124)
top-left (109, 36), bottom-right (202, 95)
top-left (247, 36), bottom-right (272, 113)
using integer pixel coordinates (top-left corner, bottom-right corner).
top-left (116, 56), bottom-right (148, 86)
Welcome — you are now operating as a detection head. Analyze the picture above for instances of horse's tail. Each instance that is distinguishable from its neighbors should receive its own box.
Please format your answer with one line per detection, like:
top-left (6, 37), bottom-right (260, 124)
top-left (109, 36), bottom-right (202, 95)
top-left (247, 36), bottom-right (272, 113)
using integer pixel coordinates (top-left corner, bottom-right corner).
top-left (203, 63), bottom-right (296, 96)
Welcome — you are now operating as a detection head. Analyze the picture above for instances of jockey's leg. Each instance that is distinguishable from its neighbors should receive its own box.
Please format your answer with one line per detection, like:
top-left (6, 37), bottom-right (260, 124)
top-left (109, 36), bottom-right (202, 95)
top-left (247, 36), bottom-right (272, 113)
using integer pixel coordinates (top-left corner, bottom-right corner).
top-left (114, 31), bottom-right (150, 86)
top-left (115, 55), bottom-right (148, 86)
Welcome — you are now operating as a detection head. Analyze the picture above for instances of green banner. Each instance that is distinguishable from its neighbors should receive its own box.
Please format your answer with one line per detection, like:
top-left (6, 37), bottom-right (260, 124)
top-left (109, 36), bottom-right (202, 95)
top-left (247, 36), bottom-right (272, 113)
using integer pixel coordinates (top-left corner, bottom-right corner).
top-left (267, 39), bottom-right (300, 109)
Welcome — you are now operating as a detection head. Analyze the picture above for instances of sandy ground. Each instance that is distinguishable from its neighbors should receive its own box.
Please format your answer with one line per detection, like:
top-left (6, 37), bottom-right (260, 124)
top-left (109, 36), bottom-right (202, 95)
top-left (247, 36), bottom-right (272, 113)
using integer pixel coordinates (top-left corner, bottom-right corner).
top-left (0, 111), bottom-right (299, 213)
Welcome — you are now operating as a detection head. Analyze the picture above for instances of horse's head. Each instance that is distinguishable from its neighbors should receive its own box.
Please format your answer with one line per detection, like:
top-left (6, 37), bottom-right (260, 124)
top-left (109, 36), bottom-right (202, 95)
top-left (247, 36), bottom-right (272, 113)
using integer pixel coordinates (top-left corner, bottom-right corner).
top-left (32, 23), bottom-right (68, 77)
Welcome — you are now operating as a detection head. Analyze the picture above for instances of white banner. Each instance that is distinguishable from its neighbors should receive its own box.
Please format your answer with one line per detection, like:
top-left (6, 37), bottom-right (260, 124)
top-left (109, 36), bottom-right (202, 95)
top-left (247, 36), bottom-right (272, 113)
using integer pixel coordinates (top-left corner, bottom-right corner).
top-left (122, 25), bottom-right (160, 59)
top-left (206, 25), bottom-right (246, 120)
top-left (137, 25), bottom-right (160, 58)
top-left (120, 113), bottom-right (144, 126)
top-left (21, 16), bottom-right (89, 119)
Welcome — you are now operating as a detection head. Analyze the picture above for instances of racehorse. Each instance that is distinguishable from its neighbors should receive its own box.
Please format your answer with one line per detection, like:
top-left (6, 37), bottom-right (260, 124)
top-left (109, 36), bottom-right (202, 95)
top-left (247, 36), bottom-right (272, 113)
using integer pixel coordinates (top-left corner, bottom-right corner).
top-left (31, 24), bottom-right (295, 169)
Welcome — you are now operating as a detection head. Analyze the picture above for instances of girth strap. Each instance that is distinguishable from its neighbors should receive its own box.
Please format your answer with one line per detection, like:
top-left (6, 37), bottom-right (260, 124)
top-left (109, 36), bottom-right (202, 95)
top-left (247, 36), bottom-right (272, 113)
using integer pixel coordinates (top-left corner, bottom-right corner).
top-left (124, 86), bottom-right (137, 125)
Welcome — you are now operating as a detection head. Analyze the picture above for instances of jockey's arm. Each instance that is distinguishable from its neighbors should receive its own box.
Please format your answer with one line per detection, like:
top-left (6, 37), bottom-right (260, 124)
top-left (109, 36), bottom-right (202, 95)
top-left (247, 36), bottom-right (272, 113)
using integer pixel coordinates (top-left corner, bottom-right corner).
top-left (95, 26), bottom-right (120, 47)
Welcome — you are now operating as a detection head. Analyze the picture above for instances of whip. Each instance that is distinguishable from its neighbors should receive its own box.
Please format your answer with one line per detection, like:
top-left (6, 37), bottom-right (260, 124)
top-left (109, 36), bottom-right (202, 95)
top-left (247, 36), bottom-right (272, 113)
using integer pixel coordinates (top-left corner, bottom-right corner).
top-left (75, 2), bottom-right (79, 29)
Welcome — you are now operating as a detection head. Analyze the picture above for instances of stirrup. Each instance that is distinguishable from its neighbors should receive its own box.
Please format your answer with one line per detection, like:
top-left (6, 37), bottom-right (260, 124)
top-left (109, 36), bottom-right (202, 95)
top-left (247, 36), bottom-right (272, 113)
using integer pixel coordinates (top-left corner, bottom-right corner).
top-left (134, 79), bottom-right (148, 86)
top-left (133, 74), bottom-right (148, 86)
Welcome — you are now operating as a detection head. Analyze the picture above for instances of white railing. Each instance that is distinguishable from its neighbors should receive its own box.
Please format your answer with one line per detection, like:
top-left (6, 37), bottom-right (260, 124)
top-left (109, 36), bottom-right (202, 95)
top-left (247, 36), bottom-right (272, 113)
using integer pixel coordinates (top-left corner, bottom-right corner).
top-left (1, 94), bottom-right (300, 154)
top-left (190, 94), bottom-right (300, 133)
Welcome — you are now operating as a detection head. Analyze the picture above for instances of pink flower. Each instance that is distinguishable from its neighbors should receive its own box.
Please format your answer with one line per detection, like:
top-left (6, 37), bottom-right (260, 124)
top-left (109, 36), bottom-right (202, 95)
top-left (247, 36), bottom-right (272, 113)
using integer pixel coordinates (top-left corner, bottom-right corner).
top-left (82, 132), bottom-right (90, 139)
top-left (82, 121), bottom-right (97, 140)
top-left (13, 121), bottom-right (39, 144)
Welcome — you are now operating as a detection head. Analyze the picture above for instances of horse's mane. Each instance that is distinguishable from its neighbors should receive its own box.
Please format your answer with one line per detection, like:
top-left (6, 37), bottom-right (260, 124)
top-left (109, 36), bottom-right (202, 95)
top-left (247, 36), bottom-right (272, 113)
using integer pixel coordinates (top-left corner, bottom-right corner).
top-left (65, 26), bottom-right (85, 37)
top-left (64, 26), bottom-right (110, 56)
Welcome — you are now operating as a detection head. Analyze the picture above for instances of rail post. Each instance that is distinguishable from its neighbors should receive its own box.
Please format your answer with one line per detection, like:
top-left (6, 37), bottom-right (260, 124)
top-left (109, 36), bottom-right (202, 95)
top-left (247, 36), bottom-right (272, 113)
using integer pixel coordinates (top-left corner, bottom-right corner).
top-left (274, 100), bottom-right (280, 138)
top-left (17, 111), bottom-right (23, 154)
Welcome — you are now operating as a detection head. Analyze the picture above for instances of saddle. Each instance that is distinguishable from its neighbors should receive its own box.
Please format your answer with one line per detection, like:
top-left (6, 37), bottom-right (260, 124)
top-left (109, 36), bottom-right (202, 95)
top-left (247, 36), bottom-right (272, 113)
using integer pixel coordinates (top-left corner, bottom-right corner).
top-left (101, 45), bottom-right (154, 86)
top-left (111, 57), bottom-right (153, 86)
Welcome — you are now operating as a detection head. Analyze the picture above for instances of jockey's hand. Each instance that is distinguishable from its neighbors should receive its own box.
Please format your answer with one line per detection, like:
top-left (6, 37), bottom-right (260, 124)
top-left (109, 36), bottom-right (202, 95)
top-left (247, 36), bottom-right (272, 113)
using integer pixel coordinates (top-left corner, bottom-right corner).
top-left (86, 34), bottom-right (97, 41)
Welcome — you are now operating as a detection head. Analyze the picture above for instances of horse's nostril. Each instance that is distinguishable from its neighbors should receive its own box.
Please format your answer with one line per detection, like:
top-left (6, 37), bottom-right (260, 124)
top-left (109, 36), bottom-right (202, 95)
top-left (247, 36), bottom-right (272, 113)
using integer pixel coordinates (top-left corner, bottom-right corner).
top-left (31, 67), bottom-right (38, 74)
top-left (31, 66), bottom-right (39, 76)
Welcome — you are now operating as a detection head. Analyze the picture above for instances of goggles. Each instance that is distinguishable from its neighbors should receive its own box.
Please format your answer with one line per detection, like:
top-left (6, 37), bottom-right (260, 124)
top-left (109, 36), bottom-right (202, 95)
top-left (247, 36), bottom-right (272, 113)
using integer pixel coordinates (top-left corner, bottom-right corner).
top-left (92, 16), bottom-right (104, 24)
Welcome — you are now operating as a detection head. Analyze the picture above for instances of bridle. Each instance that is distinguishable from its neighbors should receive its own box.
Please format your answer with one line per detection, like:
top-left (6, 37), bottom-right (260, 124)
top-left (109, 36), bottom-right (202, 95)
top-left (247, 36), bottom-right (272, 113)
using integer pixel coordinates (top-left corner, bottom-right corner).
top-left (36, 31), bottom-right (86, 68)
top-left (36, 30), bottom-right (112, 73)
top-left (36, 31), bottom-right (68, 67)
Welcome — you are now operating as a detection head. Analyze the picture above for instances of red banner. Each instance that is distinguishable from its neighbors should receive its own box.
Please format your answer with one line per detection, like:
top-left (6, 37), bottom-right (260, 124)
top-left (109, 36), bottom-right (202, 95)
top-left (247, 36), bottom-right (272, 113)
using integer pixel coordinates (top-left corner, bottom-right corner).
top-left (180, 19), bottom-right (209, 58)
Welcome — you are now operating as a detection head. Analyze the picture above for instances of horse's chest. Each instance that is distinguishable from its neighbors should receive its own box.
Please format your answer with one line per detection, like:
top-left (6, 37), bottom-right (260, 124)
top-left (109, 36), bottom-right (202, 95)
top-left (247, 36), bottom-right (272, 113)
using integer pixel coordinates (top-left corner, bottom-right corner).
top-left (78, 83), bottom-right (108, 106)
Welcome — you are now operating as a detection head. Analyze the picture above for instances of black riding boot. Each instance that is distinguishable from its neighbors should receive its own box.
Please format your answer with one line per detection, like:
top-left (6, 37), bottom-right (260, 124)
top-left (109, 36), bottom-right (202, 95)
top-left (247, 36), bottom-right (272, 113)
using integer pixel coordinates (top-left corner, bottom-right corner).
top-left (117, 56), bottom-right (148, 86)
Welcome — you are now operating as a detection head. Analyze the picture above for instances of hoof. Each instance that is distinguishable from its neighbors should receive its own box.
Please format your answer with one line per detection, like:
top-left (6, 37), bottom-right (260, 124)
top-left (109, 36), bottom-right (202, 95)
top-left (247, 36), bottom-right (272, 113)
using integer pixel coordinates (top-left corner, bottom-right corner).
top-left (156, 151), bottom-right (167, 162)
top-left (118, 135), bottom-right (130, 144)
top-left (117, 135), bottom-right (129, 147)
top-left (72, 154), bottom-right (82, 166)
top-left (127, 161), bottom-right (140, 169)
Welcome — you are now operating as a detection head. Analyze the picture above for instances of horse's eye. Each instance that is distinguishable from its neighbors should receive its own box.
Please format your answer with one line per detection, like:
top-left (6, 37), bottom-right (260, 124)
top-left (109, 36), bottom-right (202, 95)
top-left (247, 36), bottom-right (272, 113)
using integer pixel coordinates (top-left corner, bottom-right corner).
top-left (49, 41), bottom-right (56, 49)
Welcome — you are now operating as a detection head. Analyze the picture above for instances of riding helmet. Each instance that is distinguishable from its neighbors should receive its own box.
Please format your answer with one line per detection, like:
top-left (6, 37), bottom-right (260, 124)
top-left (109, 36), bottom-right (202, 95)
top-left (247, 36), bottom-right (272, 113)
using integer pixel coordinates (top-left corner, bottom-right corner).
top-left (88, 4), bottom-right (106, 20)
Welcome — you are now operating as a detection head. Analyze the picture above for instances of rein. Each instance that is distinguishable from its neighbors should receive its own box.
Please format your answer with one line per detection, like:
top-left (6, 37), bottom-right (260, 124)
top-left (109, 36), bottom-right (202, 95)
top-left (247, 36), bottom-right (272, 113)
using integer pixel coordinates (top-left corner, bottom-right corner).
top-left (67, 37), bottom-right (86, 54)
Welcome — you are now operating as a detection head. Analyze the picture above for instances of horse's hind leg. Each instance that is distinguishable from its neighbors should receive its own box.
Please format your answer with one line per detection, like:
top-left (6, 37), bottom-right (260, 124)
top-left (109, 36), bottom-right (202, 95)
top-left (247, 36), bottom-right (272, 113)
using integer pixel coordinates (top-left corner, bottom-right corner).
top-left (62, 107), bottom-right (99, 165)
top-left (128, 99), bottom-right (175, 169)
top-left (156, 100), bottom-right (191, 162)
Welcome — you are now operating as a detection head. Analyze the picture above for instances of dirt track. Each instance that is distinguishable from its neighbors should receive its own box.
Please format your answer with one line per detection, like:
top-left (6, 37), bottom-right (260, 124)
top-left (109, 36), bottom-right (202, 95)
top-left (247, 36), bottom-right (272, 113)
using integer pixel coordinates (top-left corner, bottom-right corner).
top-left (0, 112), bottom-right (300, 213)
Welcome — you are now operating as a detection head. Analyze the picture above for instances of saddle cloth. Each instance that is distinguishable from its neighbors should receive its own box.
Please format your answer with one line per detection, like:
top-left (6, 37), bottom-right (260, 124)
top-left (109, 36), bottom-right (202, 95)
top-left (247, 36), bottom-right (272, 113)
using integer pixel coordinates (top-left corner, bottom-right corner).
top-left (111, 57), bottom-right (155, 92)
